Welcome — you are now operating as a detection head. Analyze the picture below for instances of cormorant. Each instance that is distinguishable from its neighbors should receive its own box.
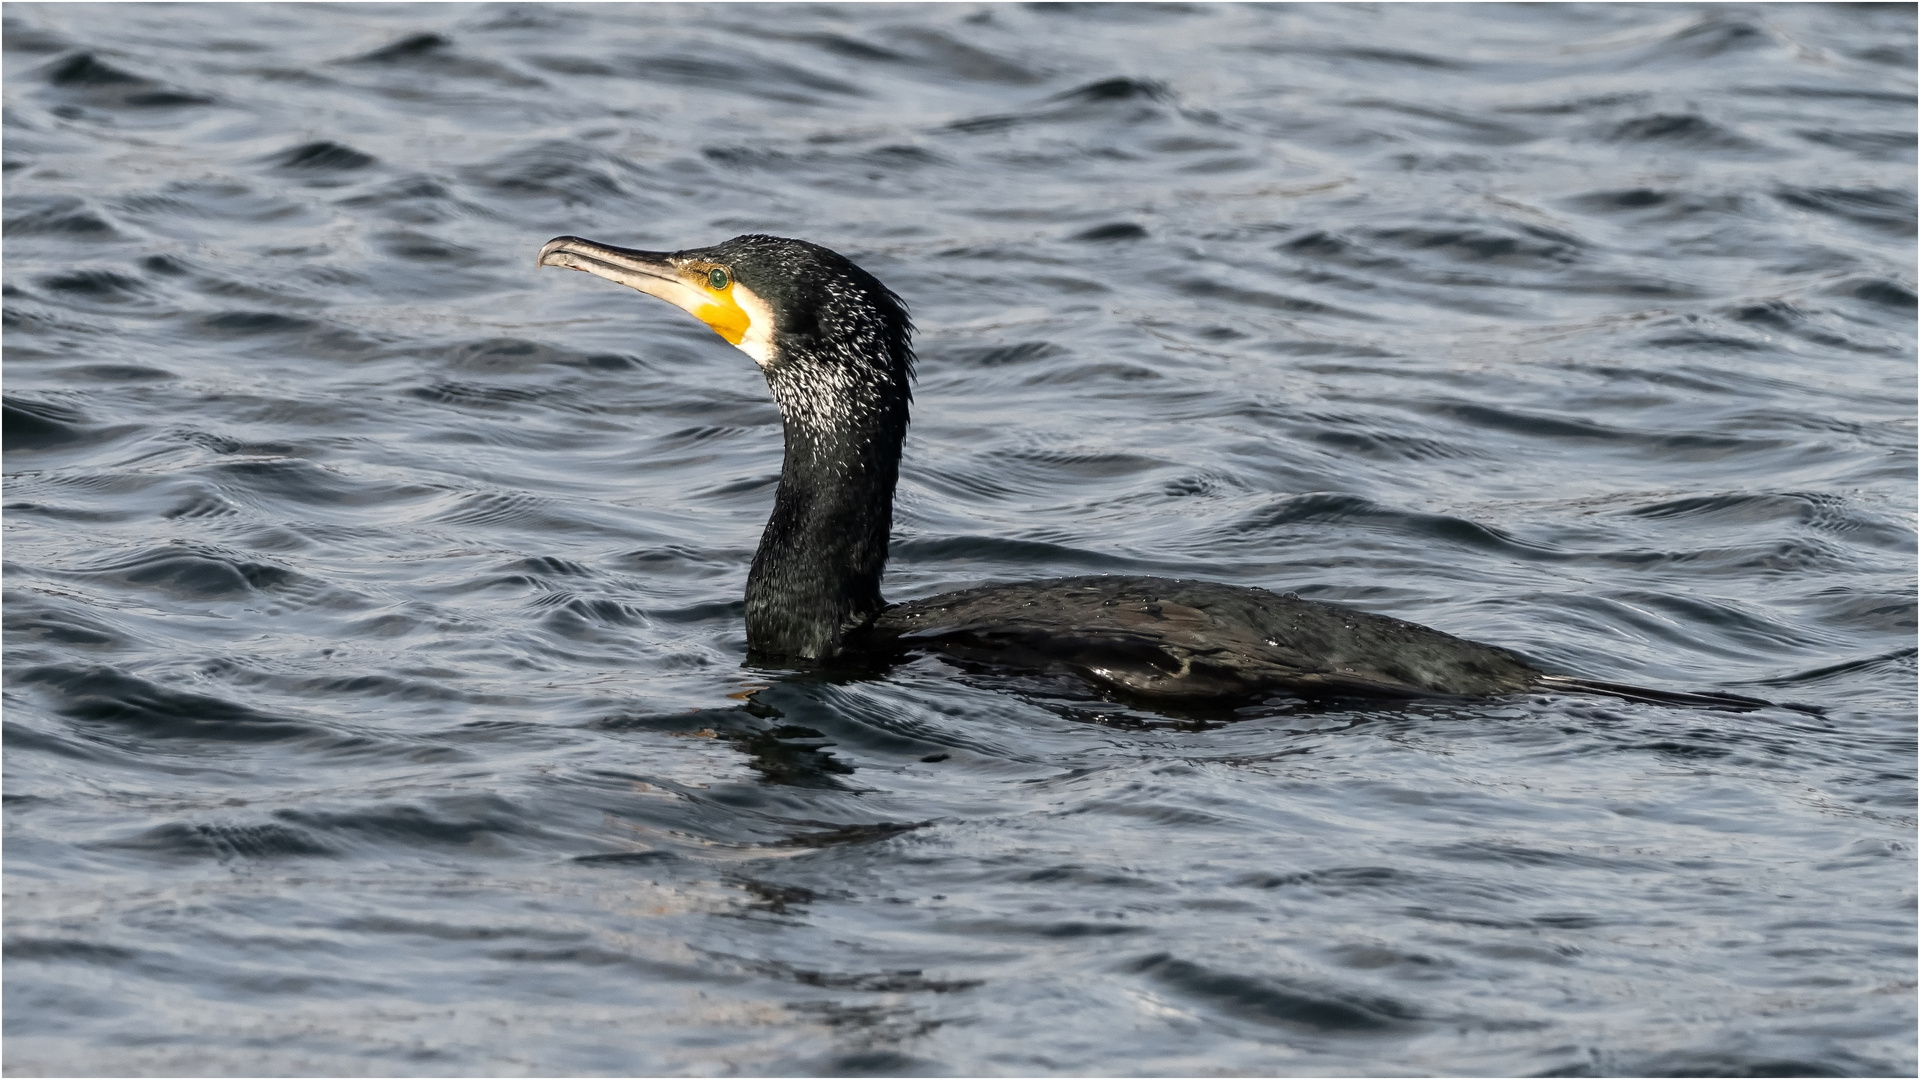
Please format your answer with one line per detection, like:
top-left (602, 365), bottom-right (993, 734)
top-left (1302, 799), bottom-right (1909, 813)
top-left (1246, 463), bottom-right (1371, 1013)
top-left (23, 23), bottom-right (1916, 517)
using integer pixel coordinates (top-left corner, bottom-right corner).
top-left (537, 233), bottom-right (1778, 711)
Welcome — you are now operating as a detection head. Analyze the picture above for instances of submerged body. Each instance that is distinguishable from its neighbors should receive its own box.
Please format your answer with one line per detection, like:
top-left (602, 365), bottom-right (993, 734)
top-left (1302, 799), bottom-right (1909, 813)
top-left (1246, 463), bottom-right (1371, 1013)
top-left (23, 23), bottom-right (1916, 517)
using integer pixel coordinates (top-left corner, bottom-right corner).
top-left (870, 575), bottom-right (1538, 701)
top-left (868, 575), bottom-right (1769, 709)
top-left (537, 233), bottom-right (1778, 711)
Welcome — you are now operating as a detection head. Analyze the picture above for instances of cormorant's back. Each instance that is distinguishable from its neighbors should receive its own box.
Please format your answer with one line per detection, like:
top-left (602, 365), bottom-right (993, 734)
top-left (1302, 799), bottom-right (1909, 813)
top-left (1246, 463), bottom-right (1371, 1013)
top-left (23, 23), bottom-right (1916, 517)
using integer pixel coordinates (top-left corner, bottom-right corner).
top-left (870, 576), bottom-right (1540, 702)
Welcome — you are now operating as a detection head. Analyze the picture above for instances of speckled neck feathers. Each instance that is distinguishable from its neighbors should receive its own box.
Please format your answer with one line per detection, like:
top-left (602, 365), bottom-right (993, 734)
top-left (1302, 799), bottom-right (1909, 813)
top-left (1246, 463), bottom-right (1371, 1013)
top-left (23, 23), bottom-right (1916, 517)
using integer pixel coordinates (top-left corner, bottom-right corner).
top-left (700, 237), bottom-right (913, 663)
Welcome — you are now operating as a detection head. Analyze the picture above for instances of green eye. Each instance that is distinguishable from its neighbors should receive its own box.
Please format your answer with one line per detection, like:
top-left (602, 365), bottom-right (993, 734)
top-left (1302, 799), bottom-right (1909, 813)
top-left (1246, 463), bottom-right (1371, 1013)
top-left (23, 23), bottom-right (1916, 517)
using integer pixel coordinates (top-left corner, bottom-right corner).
top-left (708, 268), bottom-right (729, 290)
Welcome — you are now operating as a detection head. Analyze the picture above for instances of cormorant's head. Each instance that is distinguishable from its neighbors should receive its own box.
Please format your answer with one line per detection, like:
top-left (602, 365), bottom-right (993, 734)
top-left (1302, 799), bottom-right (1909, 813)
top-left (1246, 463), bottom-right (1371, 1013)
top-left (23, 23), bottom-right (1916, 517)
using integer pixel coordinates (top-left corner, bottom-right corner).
top-left (537, 234), bottom-right (912, 384)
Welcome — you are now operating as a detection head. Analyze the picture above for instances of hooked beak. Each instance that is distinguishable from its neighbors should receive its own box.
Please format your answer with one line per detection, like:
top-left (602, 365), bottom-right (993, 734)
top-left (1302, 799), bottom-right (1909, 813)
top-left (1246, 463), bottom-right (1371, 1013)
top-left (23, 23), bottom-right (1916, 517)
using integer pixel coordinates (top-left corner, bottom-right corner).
top-left (537, 235), bottom-right (707, 312)
top-left (538, 234), bottom-right (773, 363)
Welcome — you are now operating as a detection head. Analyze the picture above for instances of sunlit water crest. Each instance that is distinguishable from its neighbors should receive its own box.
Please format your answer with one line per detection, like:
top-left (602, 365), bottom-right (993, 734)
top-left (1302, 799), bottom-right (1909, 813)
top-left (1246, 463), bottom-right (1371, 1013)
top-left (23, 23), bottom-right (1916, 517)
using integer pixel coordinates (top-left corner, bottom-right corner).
top-left (4, 3), bottom-right (1915, 1076)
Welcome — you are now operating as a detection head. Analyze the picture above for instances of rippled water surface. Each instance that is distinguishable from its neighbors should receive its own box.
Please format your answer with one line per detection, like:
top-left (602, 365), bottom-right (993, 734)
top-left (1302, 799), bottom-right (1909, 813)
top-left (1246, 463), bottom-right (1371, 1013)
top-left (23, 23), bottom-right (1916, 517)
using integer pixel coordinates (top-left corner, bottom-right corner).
top-left (5, 3), bottom-right (1916, 1075)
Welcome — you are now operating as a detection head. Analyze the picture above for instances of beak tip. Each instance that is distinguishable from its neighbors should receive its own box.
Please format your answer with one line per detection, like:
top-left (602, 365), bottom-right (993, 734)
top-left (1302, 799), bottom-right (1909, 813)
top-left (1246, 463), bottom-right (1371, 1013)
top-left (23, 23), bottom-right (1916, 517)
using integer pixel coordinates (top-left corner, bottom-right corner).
top-left (536, 236), bottom-right (572, 269)
top-left (532, 236), bottom-right (684, 304)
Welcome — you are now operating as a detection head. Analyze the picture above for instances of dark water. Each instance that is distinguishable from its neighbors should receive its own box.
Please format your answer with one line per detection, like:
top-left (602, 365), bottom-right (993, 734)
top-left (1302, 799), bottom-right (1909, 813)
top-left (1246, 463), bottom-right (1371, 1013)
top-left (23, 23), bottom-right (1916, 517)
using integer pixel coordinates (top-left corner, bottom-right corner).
top-left (5, 3), bottom-right (1915, 1075)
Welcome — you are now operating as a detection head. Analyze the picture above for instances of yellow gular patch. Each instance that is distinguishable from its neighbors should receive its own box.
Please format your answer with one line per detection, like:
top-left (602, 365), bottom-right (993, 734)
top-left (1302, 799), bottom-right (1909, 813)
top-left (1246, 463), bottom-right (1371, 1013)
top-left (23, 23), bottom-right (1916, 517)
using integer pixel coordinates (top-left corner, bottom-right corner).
top-left (692, 286), bottom-right (750, 345)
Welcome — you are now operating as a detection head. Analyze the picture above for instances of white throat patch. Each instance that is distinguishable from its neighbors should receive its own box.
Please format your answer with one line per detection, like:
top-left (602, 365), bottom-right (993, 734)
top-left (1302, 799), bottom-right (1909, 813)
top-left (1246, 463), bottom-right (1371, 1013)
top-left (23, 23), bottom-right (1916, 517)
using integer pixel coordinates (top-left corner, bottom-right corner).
top-left (730, 283), bottom-right (778, 369)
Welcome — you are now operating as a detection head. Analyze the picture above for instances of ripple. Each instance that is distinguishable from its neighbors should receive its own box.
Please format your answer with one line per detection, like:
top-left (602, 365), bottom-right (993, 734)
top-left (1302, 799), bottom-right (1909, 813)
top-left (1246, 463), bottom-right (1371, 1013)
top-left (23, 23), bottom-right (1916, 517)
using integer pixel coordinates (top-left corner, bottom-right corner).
top-left (4, 396), bottom-right (106, 451)
top-left (266, 139), bottom-right (377, 172)
top-left (103, 820), bottom-right (336, 860)
top-left (3, 3), bottom-right (1912, 1075)
top-left (16, 663), bottom-right (336, 744)
top-left (36, 51), bottom-right (213, 109)
top-left (3, 194), bottom-right (119, 239)
top-left (1775, 184), bottom-right (1918, 235)
top-left (274, 796), bottom-right (540, 852)
top-left (1129, 952), bottom-right (1422, 1033)
top-left (1607, 112), bottom-right (1761, 151)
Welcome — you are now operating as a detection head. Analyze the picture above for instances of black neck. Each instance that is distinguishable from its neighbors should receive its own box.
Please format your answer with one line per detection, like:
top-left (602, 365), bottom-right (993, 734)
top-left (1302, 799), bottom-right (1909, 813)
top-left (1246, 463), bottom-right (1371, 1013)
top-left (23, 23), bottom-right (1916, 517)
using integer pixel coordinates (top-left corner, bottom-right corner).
top-left (744, 354), bottom-right (908, 662)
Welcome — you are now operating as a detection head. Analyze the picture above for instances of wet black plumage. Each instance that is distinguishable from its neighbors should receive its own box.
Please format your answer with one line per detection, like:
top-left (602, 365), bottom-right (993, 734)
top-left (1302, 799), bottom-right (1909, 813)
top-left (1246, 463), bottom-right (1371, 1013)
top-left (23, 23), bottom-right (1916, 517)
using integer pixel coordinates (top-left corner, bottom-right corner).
top-left (543, 233), bottom-right (1786, 712)
top-left (668, 236), bottom-right (914, 661)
